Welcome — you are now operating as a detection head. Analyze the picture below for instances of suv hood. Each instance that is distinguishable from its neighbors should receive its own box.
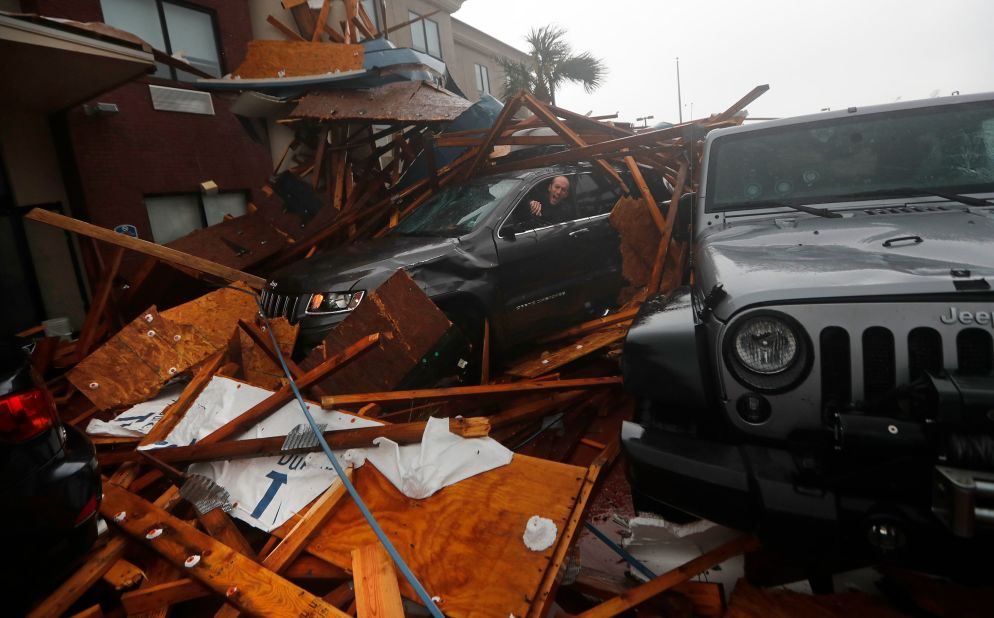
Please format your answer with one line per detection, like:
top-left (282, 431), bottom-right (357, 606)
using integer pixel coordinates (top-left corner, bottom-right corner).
top-left (271, 235), bottom-right (458, 293)
top-left (698, 208), bottom-right (994, 320)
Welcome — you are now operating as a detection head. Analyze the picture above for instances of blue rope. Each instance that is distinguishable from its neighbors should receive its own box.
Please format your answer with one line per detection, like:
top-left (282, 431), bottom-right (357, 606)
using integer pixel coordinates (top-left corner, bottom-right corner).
top-left (583, 521), bottom-right (657, 580)
top-left (252, 298), bottom-right (444, 618)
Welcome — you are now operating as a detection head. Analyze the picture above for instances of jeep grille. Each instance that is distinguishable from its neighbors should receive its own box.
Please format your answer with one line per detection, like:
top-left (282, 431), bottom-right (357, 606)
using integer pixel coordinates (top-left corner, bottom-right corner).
top-left (260, 289), bottom-right (301, 322)
top-left (820, 326), bottom-right (993, 408)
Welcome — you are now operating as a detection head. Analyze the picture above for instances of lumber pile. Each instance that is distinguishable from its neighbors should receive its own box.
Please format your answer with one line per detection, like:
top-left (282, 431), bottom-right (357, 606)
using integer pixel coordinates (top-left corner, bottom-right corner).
top-left (15, 6), bottom-right (786, 612)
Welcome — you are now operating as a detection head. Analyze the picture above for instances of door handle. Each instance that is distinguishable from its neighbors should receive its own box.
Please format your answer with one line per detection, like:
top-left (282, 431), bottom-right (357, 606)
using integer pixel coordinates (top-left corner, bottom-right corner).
top-left (569, 228), bottom-right (590, 238)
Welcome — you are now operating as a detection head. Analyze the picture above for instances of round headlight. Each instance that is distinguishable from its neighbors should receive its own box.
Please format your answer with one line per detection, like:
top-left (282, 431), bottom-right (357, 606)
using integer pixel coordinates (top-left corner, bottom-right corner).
top-left (732, 316), bottom-right (798, 374)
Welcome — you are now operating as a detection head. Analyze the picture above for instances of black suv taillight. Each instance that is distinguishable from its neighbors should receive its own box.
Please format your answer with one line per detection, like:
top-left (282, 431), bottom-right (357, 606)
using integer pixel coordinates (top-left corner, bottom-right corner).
top-left (0, 387), bottom-right (56, 442)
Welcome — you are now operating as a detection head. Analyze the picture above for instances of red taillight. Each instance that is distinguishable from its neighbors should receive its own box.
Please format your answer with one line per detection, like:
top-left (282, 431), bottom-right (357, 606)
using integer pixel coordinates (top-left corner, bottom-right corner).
top-left (74, 493), bottom-right (99, 526)
top-left (0, 388), bottom-right (55, 442)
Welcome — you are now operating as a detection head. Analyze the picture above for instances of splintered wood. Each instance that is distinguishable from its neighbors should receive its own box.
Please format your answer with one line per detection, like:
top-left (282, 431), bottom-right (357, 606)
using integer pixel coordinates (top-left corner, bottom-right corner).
top-left (303, 269), bottom-right (451, 395)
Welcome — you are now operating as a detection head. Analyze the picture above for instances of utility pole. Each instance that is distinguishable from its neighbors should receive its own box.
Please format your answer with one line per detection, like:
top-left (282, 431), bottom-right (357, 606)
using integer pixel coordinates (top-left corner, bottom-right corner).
top-left (676, 57), bottom-right (683, 124)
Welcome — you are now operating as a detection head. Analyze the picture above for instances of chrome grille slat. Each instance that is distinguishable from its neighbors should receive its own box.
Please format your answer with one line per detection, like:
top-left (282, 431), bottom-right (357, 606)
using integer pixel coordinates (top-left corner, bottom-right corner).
top-left (259, 288), bottom-right (301, 322)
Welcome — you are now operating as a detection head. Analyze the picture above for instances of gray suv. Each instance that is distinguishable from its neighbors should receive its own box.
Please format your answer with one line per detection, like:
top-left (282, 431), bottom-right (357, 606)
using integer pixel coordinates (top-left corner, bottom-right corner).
top-left (622, 92), bottom-right (994, 576)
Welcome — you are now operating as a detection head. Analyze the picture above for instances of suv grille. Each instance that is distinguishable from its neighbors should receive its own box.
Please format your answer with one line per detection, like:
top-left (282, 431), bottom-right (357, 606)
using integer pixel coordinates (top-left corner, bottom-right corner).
top-left (260, 289), bottom-right (302, 321)
top-left (821, 326), bottom-right (993, 406)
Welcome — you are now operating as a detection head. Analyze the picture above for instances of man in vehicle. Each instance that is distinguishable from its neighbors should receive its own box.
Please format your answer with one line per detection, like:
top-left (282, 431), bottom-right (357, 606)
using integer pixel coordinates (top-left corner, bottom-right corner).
top-left (527, 175), bottom-right (571, 221)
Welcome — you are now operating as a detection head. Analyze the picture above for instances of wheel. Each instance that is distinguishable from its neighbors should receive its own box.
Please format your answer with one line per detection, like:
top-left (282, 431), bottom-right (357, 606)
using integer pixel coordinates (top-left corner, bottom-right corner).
top-left (441, 305), bottom-right (486, 385)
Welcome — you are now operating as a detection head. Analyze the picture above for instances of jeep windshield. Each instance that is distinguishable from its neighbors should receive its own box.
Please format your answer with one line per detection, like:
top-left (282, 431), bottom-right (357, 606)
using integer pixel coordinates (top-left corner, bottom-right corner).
top-left (707, 100), bottom-right (994, 212)
top-left (393, 176), bottom-right (523, 237)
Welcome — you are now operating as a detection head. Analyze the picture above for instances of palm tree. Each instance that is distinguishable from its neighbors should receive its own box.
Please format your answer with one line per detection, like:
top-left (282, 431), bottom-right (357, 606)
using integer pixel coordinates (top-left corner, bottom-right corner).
top-left (496, 25), bottom-right (606, 105)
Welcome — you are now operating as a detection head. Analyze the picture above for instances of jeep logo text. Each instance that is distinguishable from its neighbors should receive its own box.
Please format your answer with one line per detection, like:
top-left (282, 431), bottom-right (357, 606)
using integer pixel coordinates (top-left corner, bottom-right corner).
top-left (940, 306), bottom-right (993, 327)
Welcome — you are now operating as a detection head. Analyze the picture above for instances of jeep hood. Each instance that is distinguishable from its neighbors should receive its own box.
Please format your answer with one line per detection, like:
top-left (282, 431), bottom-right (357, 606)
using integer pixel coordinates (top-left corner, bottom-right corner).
top-left (698, 208), bottom-right (994, 320)
top-left (270, 235), bottom-right (459, 293)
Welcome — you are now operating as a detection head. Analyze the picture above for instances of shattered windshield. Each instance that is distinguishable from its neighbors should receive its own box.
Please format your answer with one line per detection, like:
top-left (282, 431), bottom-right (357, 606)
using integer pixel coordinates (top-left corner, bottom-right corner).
top-left (708, 100), bottom-right (994, 212)
top-left (393, 177), bottom-right (523, 237)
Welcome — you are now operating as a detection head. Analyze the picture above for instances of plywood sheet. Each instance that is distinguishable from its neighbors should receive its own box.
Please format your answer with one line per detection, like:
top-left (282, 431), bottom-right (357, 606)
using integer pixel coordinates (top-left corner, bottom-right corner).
top-left (609, 196), bottom-right (660, 287)
top-left (238, 318), bottom-right (299, 389)
top-left (68, 307), bottom-right (215, 410)
top-left (233, 40), bottom-right (364, 78)
top-left (161, 283), bottom-right (258, 349)
top-left (306, 455), bottom-right (587, 618)
top-left (304, 269), bottom-right (451, 395)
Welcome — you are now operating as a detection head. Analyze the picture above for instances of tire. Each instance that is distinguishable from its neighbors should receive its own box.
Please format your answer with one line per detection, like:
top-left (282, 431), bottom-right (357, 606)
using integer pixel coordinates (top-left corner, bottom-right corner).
top-left (442, 305), bottom-right (486, 385)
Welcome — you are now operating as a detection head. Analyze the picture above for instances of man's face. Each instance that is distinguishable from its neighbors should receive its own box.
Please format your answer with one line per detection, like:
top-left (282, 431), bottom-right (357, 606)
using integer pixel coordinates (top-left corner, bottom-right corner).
top-left (547, 176), bottom-right (570, 205)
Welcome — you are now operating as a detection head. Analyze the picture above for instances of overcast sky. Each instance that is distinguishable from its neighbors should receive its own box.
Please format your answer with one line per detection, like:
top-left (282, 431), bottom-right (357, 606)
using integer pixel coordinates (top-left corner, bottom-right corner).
top-left (452, 0), bottom-right (994, 125)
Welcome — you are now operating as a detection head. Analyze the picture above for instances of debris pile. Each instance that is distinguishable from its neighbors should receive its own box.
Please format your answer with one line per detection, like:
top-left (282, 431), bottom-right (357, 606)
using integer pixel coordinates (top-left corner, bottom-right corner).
top-left (15, 5), bottom-right (794, 615)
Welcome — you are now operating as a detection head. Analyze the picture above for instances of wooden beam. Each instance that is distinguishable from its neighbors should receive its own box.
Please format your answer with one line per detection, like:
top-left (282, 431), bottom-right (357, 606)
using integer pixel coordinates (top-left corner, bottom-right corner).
top-left (75, 246), bottom-right (124, 359)
top-left (198, 333), bottom-right (381, 445)
top-left (26, 487), bottom-right (182, 618)
top-left (461, 91), bottom-right (525, 180)
top-left (624, 156), bottom-right (665, 233)
top-left (121, 579), bottom-right (209, 615)
top-left (100, 417), bottom-right (490, 467)
top-left (378, 9), bottom-right (440, 37)
top-left (537, 307), bottom-right (640, 344)
top-left (480, 318), bottom-right (491, 384)
top-left (521, 92), bottom-right (628, 192)
top-left (343, 0), bottom-right (357, 43)
top-left (321, 376), bottom-right (622, 408)
top-left (266, 14), bottom-right (306, 42)
top-left (351, 543), bottom-right (404, 618)
top-left (25, 208), bottom-right (267, 289)
top-left (312, 0), bottom-right (331, 42)
top-left (100, 483), bottom-right (347, 618)
top-left (712, 84), bottom-right (770, 123)
top-left (573, 536), bottom-right (760, 618)
top-left (649, 159), bottom-right (689, 294)
top-left (139, 351), bottom-right (225, 447)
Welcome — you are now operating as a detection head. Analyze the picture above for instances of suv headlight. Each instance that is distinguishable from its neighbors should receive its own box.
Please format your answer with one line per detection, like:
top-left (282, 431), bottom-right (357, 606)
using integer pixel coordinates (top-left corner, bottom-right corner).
top-left (724, 311), bottom-right (811, 392)
top-left (306, 290), bottom-right (364, 315)
top-left (733, 316), bottom-right (797, 374)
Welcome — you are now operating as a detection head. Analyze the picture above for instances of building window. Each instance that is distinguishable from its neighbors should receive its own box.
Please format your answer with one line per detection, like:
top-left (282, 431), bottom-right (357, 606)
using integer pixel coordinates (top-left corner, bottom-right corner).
top-left (145, 192), bottom-right (246, 244)
top-left (474, 63), bottom-right (491, 96)
top-left (100, 0), bottom-right (223, 81)
top-left (408, 11), bottom-right (441, 59)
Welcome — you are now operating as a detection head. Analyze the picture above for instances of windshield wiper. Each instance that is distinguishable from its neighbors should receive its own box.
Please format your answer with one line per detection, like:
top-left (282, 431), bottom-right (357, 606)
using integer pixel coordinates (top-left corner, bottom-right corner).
top-left (754, 201), bottom-right (842, 218)
top-left (845, 187), bottom-right (994, 207)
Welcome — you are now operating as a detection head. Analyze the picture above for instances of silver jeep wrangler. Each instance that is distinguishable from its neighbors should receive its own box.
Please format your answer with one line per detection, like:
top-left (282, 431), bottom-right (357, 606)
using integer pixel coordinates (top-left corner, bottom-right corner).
top-left (622, 92), bottom-right (994, 576)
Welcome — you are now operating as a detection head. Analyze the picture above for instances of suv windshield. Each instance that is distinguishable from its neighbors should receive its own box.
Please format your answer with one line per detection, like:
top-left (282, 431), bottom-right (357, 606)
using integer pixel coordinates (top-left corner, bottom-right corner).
top-left (707, 100), bottom-right (994, 212)
top-left (394, 177), bottom-right (523, 237)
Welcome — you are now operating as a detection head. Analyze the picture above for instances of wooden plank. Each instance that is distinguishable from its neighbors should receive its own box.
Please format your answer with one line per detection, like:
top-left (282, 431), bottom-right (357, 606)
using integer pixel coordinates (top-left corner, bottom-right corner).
top-left (712, 84), bottom-right (770, 123)
top-left (139, 350), bottom-right (225, 447)
top-left (25, 208), bottom-right (266, 289)
top-left (99, 417), bottom-right (490, 467)
top-left (649, 159), bottom-right (689, 294)
top-left (312, 0), bottom-right (331, 42)
top-left (76, 246), bottom-right (124, 360)
top-left (623, 156), bottom-right (664, 233)
top-left (610, 195), bottom-right (660, 288)
top-left (100, 482), bottom-right (347, 618)
top-left (26, 487), bottom-right (182, 618)
top-left (379, 10), bottom-right (440, 36)
top-left (343, 0), bottom-right (357, 43)
top-left (129, 555), bottom-right (181, 618)
top-left (321, 377), bottom-right (621, 408)
top-left (67, 604), bottom-right (104, 618)
top-left (574, 536), bottom-right (761, 618)
top-left (725, 578), bottom-right (905, 618)
top-left (480, 318), bottom-right (491, 384)
top-left (352, 543), bottom-right (405, 618)
top-left (102, 558), bottom-right (145, 590)
top-left (537, 307), bottom-right (640, 344)
top-left (121, 579), bottom-right (209, 615)
top-left (199, 333), bottom-right (381, 445)
top-left (461, 91), bottom-right (525, 180)
top-left (504, 326), bottom-right (629, 379)
top-left (266, 14), bottom-right (306, 41)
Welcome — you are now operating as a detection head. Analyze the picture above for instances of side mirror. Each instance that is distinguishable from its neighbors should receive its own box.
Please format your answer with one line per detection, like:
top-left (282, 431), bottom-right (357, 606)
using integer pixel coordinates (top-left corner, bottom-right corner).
top-left (499, 226), bottom-right (517, 241)
top-left (677, 192), bottom-right (696, 222)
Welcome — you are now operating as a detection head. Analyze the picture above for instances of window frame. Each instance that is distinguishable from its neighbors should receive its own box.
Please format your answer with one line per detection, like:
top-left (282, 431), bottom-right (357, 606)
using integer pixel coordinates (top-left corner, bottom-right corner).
top-left (474, 63), bottom-right (491, 96)
top-left (408, 10), bottom-right (442, 60)
top-left (144, 190), bottom-right (248, 244)
top-left (102, 0), bottom-right (225, 82)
